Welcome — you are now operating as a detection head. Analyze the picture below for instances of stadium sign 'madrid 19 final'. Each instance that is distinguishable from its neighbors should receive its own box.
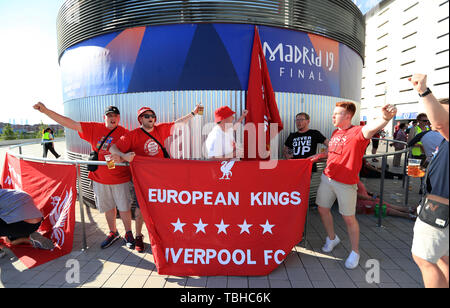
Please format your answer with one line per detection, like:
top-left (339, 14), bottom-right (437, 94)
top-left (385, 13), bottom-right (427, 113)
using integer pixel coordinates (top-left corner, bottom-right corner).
top-left (60, 24), bottom-right (362, 102)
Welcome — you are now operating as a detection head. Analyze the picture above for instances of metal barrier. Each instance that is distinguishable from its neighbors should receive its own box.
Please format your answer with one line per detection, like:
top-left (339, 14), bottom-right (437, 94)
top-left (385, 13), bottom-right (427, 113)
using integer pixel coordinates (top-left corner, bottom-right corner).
top-left (363, 138), bottom-right (410, 227)
top-left (6, 137), bottom-right (410, 251)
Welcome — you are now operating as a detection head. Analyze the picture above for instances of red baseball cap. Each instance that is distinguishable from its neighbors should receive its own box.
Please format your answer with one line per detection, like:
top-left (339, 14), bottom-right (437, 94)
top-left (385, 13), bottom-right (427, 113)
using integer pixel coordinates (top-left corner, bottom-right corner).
top-left (214, 106), bottom-right (235, 123)
top-left (137, 107), bottom-right (156, 124)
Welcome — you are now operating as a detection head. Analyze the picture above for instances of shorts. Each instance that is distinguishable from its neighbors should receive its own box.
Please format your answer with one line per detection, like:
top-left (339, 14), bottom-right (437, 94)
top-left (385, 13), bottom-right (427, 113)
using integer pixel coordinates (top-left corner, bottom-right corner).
top-left (356, 200), bottom-right (375, 215)
top-left (93, 181), bottom-right (133, 213)
top-left (315, 174), bottom-right (357, 216)
top-left (0, 218), bottom-right (41, 241)
top-left (411, 217), bottom-right (449, 264)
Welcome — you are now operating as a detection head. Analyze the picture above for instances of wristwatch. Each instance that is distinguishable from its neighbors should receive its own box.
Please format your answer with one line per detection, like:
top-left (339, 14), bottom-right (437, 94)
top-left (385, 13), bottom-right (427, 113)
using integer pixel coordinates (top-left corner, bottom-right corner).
top-left (419, 87), bottom-right (432, 97)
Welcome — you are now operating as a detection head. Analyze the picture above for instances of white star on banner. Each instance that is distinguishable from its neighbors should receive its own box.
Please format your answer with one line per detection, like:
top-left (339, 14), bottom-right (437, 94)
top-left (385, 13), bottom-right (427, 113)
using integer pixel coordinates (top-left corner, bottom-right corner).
top-left (215, 219), bottom-right (230, 234)
top-left (193, 218), bottom-right (208, 234)
top-left (171, 218), bottom-right (186, 233)
top-left (260, 220), bottom-right (275, 234)
top-left (238, 220), bottom-right (253, 234)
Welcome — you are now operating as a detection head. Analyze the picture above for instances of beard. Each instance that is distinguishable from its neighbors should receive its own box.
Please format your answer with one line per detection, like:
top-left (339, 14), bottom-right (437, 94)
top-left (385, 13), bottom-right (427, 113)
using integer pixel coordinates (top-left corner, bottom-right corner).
top-left (142, 121), bottom-right (154, 130)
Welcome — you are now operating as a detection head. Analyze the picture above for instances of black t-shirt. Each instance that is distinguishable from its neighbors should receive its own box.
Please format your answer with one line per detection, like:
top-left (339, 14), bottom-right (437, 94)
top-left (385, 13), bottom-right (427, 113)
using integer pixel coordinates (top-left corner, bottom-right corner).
top-left (284, 130), bottom-right (327, 159)
top-left (284, 129), bottom-right (327, 172)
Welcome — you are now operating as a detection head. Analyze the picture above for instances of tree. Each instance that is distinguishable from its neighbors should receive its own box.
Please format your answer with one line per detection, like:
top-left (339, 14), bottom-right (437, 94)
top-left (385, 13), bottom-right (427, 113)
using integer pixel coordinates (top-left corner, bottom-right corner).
top-left (1, 124), bottom-right (16, 140)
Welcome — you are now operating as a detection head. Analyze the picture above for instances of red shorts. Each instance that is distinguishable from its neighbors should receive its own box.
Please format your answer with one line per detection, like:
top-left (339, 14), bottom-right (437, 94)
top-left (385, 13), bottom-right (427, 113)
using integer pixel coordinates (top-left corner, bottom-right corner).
top-left (356, 200), bottom-right (375, 215)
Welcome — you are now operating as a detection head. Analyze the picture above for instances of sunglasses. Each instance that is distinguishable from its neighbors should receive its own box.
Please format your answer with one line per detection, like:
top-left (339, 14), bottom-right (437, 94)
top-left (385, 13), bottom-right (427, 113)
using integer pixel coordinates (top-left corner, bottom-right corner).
top-left (142, 114), bottom-right (156, 119)
top-left (420, 120), bottom-right (430, 123)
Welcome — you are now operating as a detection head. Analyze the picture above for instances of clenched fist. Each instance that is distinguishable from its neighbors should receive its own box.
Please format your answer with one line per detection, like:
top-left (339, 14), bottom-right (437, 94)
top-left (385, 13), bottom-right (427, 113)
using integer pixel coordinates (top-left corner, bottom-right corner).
top-left (408, 74), bottom-right (428, 95)
top-left (381, 104), bottom-right (397, 121)
top-left (33, 102), bottom-right (48, 113)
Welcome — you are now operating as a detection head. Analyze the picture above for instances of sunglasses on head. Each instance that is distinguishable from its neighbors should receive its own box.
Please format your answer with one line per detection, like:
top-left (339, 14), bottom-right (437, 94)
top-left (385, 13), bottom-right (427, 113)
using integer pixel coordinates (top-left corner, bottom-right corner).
top-left (142, 114), bottom-right (156, 119)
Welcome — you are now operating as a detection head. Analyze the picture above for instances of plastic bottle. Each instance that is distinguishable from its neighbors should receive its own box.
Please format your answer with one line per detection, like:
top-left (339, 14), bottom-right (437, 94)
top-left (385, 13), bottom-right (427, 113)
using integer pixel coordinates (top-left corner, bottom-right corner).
top-left (374, 203), bottom-right (387, 217)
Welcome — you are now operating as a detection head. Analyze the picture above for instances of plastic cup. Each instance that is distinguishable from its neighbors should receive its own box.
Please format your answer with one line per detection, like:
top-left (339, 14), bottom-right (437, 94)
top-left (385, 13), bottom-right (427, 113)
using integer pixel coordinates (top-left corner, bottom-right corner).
top-left (407, 158), bottom-right (424, 177)
top-left (105, 154), bottom-right (115, 169)
top-left (198, 105), bottom-right (204, 115)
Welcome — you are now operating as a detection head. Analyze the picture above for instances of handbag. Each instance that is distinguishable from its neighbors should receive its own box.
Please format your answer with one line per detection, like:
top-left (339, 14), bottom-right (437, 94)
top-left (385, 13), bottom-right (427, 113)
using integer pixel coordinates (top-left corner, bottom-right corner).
top-left (417, 145), bottom-right (449, 229)
top-left (87, 127), bottom-right (117, 172)
top-left (418, 196), bottom-right (449, 229)
top-left (140, 128), bottom-right (170, 158)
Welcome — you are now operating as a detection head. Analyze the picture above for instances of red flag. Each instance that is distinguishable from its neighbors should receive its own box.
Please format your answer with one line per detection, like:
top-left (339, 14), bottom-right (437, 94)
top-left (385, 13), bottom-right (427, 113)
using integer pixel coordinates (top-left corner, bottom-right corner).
top-left (131, 156), bottom-right (311, 276)
top-left (245, 26), bottom-right (283, 160)
top-left (1, 153), bottom-right (77, 269)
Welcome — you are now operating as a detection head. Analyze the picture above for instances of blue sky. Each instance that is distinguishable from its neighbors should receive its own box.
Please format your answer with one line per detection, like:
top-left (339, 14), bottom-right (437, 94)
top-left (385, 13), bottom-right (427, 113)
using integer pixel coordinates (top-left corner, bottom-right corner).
top-left (354, 0), bottom-right (383, 14)
top-left (0, 0), bottom-right (382, 125)
top-left (0, 0), bottom-right (65, 125)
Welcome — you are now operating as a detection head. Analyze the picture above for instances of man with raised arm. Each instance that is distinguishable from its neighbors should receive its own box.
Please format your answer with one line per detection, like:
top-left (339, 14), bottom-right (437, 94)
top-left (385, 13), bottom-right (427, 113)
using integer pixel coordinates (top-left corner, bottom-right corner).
top-left (108, 105), bottom-right (202, 252)
top-left (310, 101), bottom-right (396, 269)
top-left (409, 74), bottom-right (449, 288)
top-left (33, 102), bottom-right (136, 250)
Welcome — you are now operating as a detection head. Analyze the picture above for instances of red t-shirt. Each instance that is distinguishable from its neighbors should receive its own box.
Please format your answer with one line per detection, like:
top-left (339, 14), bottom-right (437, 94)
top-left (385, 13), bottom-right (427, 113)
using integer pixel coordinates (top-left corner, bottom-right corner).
top-left (115, 123), bottom-right (175, 158)
top-left (324, 125), bottom-right (370, 185)
top-left (78, 122), bottom-right (131, 185)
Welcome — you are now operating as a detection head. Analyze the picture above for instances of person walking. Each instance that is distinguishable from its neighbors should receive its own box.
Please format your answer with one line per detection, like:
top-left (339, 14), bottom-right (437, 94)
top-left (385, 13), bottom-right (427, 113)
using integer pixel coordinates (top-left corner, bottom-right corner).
top-left (42, 128), bottom-right (60, 159)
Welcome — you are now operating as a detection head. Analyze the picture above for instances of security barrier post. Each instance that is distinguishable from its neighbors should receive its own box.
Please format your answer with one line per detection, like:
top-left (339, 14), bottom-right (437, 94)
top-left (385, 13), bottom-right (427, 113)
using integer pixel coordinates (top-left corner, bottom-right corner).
top-left (76, 163), bottom-right (88, 251)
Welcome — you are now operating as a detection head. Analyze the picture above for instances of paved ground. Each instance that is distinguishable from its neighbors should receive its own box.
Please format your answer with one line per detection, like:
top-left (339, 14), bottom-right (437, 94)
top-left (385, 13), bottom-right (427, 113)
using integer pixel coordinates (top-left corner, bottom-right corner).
top-left (0, 139), bottom-right (425, 288)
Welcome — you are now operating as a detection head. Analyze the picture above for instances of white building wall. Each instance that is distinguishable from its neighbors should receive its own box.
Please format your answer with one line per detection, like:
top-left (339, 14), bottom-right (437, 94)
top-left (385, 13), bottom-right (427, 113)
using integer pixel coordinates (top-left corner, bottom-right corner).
top-left (361, 0), bottom-right (449, 134)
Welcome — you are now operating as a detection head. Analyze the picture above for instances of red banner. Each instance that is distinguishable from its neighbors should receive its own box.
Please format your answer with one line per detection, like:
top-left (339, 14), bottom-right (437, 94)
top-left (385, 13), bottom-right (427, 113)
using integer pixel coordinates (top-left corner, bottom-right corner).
top-left (245, 26), bottom-right (283, 160)
top-left (131, 156), bottom-right (312, 276)
top-left (1, 153), bottom-right (77, 269)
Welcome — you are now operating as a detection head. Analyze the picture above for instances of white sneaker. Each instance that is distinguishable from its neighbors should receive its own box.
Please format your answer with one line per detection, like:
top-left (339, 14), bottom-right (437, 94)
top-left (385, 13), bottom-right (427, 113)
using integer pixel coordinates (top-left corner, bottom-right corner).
top-left (345, 251), bottom-right (360, 269)
top-left (321, 235), bottom-right (341, 253)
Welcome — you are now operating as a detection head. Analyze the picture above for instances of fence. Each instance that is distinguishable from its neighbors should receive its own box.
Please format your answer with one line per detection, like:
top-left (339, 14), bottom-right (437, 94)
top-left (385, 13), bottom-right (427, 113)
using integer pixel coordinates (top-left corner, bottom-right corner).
top-left (6, 138), bottom-right (410, 251)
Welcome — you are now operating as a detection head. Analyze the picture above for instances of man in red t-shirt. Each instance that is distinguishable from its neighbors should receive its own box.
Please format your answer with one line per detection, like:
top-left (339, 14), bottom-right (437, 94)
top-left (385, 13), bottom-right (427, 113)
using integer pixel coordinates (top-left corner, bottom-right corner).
top-left (309, 101), bottom-right (397, 269)
top-left (33, 102), bottom-right (136, 250)
top-left (109, 104), bottom-right (202, 252)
